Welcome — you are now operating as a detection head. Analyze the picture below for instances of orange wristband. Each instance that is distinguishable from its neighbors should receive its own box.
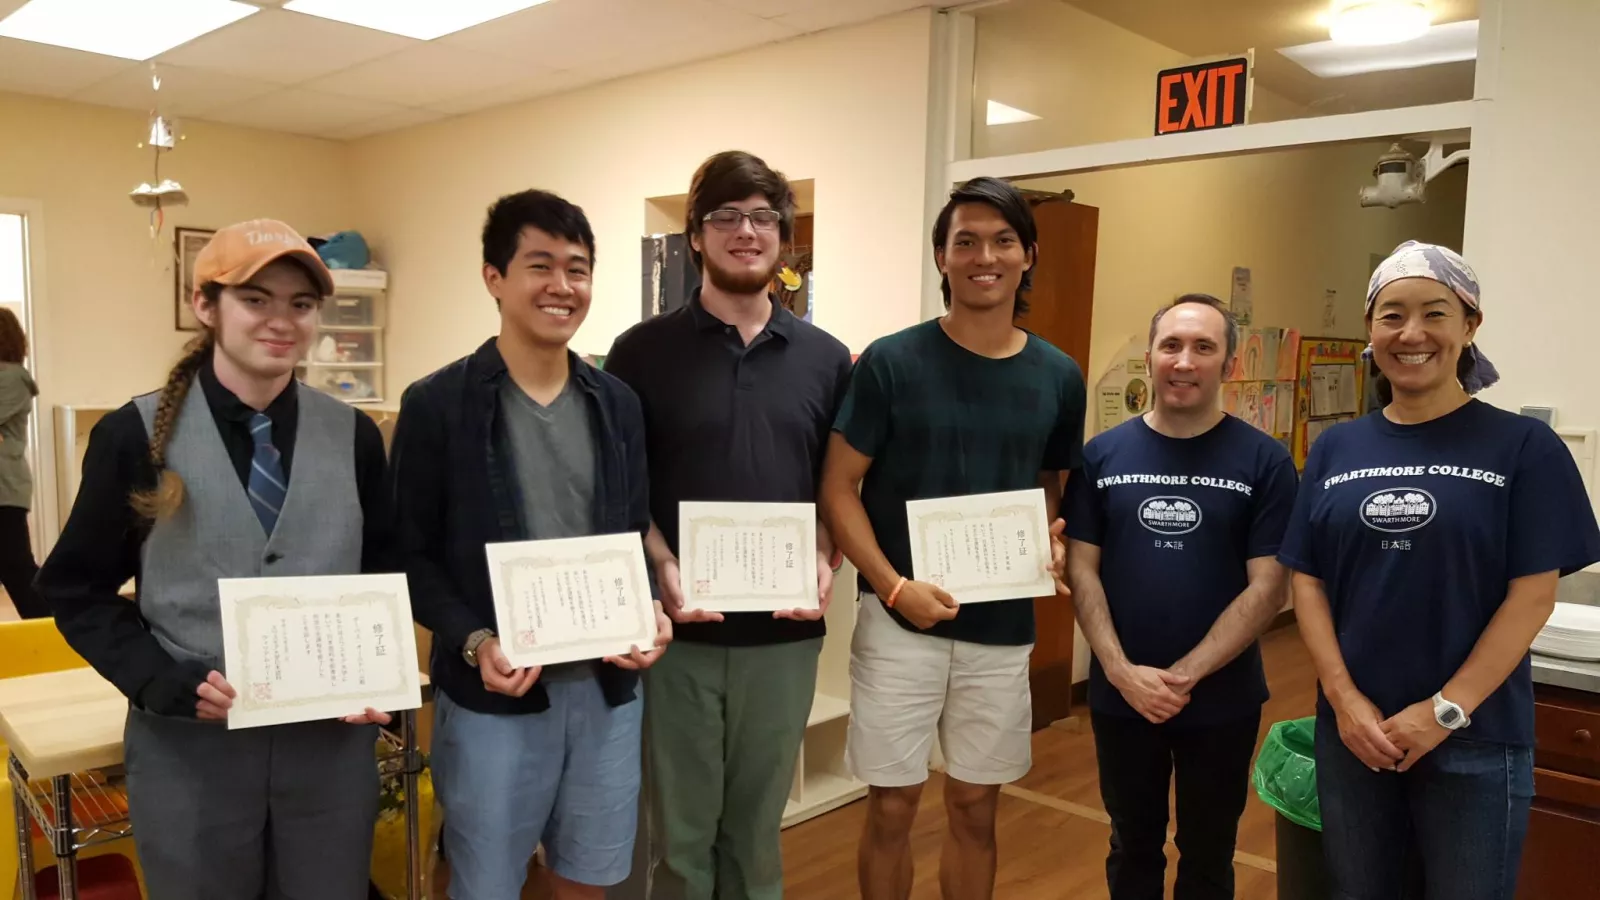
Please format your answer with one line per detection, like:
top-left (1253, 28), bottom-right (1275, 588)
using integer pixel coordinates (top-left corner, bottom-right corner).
top-left (885, 576), bottom-right (908, 608)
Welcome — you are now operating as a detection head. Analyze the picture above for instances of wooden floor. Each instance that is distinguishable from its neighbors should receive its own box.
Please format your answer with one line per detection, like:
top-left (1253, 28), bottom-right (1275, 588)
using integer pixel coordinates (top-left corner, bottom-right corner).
top-left (779, 624), bottom-right (1316, 899)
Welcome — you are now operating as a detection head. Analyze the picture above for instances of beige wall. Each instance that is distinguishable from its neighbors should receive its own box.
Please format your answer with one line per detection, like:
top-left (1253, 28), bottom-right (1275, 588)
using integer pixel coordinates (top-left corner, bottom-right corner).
top-left (1023, 144), bottom-right (1468, 387)
top-left (1464, 0), bottom-right (1599, 438)
top-left (0, 91), bottom-right (358, 544)
top-left (0, 92), bottom-right (357, 408)
top-left (348, 9), bottom-right (937, 391)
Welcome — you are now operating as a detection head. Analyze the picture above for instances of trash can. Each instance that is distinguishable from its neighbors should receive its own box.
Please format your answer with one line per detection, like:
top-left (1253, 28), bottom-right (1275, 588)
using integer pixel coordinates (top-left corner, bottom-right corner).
top-left (1253, 717), bottom-right (1330, 900)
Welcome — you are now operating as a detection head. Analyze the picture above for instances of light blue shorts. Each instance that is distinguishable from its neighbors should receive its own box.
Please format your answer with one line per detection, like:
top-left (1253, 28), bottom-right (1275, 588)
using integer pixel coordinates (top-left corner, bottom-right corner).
top-left (431, 678), bottom-right (643, 897)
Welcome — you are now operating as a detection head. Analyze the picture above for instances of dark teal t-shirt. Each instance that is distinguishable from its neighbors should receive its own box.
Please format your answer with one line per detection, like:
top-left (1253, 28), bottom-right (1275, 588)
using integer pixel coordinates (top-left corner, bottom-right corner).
top-left (833, 319), bottom-right (1086, 645)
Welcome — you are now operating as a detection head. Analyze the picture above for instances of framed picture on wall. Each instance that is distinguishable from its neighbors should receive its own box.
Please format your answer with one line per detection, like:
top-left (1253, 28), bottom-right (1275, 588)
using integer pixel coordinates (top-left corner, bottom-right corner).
top-left (174, 227), bottom-right (215, 331)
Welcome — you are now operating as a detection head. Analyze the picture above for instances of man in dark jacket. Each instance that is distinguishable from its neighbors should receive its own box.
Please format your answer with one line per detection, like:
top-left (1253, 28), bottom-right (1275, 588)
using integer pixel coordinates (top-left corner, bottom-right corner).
top-left (390, 189), bottom-right (669, 900)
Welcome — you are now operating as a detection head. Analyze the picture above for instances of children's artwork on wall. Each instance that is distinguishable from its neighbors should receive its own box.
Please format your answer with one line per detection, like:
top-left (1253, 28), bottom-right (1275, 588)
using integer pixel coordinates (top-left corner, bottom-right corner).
top-left (1242, 382), bottom-right (1263, 430)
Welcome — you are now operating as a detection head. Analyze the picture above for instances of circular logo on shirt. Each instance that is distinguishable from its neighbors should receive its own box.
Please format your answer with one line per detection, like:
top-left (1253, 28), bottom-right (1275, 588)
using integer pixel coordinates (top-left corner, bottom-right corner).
top-left (1137, 495), bottom-right (1202, 535)
top-left (1358, 487), bottom-right (1437, 533)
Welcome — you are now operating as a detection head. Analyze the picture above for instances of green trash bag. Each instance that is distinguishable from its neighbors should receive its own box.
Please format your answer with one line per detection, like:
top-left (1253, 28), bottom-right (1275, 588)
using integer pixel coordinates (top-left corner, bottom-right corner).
top-left (1253, 716), bottom-right (1321, 832)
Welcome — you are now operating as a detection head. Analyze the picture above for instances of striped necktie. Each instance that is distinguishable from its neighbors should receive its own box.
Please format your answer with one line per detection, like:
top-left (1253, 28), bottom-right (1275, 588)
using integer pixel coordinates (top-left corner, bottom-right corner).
top-left (247, 412), bottom-right (287, 535)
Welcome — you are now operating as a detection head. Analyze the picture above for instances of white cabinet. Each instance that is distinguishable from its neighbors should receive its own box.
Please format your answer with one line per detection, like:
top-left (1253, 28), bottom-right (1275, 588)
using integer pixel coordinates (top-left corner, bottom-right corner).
top-left (301, 269), bottom-right (387, 404)
top-left (782, 561), bottom-right (868, 827)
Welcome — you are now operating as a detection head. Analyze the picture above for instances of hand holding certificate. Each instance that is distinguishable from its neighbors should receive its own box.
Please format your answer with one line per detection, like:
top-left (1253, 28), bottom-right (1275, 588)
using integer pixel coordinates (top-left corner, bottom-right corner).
top-left (218, 573), bottom-right (423, 730)
top-left (678, 501), bottom-right (820, 616)
top-left (905, 488), bottom-right (1057, 605)
top-left (484, 533), bottom-right (662, 670)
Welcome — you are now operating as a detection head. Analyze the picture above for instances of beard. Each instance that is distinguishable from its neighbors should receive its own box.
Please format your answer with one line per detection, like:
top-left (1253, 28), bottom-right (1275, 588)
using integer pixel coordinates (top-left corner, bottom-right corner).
top-left (703, 254), bottom-right (780, 296)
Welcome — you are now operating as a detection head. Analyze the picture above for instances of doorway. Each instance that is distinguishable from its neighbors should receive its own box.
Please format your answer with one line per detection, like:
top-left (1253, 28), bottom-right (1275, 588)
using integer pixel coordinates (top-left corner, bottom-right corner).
top-left (0, 209), bottom-right (43, 619)
top-left (1017, 193), bottom-right (1099, 729)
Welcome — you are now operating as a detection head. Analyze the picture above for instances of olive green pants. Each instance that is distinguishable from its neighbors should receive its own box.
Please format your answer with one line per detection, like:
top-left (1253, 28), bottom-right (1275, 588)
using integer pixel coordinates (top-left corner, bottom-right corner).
top-left (644, 638), bottom-right (821, 900)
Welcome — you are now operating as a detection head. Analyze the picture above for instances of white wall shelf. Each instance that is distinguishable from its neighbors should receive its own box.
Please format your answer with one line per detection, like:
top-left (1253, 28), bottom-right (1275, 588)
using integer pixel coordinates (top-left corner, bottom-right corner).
top-left (783, 563), bottom-right (868, 828)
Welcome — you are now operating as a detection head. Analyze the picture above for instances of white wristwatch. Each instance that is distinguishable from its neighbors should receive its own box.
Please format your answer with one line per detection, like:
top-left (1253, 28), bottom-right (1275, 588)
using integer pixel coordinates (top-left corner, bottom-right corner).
top-left (1433, 692), bottom-right (1471, 730)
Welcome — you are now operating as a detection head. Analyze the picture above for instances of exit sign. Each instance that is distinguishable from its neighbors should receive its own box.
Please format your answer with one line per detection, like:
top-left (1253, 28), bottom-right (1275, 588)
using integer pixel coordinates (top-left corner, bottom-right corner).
top-left (1155, 55), bottom-right (1251, 136)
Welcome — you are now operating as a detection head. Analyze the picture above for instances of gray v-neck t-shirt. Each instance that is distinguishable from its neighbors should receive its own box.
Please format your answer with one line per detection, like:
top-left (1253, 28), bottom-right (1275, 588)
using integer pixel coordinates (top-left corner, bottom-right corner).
top-left (500, 376), bottom-right (597, 681)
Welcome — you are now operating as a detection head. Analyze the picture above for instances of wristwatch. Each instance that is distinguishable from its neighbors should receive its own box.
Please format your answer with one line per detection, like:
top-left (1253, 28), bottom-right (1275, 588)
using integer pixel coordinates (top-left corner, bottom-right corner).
top-left (1433, 692), bottom-right (1471, 730)
top-left (462, 628), bottom-right (495, 667)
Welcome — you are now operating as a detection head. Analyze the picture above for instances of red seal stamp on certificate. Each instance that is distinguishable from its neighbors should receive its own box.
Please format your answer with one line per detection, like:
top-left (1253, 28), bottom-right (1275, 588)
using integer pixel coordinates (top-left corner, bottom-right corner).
top-left (517, 629), bottom-right (538, 649)
top-left (694, 579), bottom-right (711, 595)
top-left (251, 683), bottom-right (273, 702)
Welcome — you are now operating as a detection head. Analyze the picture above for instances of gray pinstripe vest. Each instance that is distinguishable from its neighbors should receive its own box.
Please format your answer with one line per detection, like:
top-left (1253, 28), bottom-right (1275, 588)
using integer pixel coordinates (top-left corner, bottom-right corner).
top-left (134, 380), bottom-right (363, 671)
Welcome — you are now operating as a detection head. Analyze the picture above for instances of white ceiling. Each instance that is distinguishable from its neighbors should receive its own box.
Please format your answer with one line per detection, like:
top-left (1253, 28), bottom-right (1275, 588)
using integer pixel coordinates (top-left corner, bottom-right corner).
top-left (0, 0), bottom-right (942, 140)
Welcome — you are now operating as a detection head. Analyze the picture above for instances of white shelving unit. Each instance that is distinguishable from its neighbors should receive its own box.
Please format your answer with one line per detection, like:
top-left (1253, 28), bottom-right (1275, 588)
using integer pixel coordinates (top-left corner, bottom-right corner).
top-left (300, 268), bottom-right (387, 404)
top-left (783, 561), bottom-right (868, 828)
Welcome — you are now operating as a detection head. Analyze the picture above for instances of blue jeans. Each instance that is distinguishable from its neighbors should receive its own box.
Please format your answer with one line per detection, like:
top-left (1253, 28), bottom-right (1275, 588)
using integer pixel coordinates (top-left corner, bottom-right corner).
top-left (432, 679), bottom-right (644, 898)
top-left (1315, 720), bottom-right (1533, 900)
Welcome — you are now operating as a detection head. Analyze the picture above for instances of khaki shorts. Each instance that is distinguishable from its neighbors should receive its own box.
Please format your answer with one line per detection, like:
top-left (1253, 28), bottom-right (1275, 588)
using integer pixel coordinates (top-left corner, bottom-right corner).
top-left (845, 593), bottom-right (1034, 788)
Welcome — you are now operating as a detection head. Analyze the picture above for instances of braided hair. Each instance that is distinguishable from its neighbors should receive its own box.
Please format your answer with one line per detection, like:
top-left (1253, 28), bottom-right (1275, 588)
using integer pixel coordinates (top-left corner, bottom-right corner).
top-left (129, 284), bottom-right (220, 520)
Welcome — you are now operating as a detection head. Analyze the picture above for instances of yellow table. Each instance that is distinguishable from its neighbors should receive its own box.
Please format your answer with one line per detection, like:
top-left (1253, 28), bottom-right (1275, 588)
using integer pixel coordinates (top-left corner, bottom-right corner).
top-left (0, 667), bottom-right (429, 900)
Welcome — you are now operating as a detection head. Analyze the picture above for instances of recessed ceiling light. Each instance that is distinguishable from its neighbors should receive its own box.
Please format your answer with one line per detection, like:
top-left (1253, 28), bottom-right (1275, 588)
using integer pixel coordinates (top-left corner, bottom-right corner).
top-left (0, 0), bottom-right (257, 61)
top-left (987, 100), bottom-right (1041, 126)
top-left (282, 0), bottom-right (551, 41)
top-left (1281, 18), bottom-right (1476, 78)
top-left (1329, 1), bottom-right (1431, 46)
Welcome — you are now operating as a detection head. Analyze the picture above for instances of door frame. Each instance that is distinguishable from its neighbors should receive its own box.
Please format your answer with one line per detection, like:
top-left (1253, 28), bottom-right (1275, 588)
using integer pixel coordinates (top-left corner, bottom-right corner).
top-left (0, 197), bottom-right (56, 557)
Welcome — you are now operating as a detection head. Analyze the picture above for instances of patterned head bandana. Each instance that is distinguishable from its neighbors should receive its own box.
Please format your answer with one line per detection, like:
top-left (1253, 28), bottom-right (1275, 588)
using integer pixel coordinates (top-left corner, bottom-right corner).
top-left (1364, 240), bottom-right (1499, 394)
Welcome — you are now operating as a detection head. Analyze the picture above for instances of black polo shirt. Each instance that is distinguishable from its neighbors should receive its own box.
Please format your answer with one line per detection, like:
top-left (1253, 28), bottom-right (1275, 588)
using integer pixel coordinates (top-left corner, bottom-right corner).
top-left (605, 292), bottom-right (854, 646)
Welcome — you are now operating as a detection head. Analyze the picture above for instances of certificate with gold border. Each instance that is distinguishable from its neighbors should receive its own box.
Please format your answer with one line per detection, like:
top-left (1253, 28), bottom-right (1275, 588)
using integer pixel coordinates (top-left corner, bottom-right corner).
top-left (678, 501), bottom-right (818, 613)
top-left (905, 488), bottom-right (1054, 604)
top-left (219, 573), bottom-right (422, 730)
top-left (484, 533), bottom-right (658, 669)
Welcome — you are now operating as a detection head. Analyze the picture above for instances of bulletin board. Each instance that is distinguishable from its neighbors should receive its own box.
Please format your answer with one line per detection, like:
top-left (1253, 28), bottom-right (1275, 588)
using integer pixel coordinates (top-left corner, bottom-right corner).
top-left (1292, 337), bottom-right (1368, 469)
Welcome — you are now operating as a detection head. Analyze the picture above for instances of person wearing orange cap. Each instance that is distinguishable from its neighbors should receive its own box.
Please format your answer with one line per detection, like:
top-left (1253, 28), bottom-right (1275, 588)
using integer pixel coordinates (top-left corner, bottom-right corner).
top-left (38, 219), bottom-right (394, 899)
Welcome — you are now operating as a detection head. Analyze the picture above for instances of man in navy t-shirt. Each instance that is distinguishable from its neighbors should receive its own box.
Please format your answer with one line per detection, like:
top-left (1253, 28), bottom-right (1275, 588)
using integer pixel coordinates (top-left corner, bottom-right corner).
top-left (1064, 294), bottom-right (1297, 900)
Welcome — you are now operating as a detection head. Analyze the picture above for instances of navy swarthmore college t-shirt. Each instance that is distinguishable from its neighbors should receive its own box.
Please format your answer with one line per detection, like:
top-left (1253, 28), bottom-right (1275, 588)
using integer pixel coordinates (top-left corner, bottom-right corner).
top-left (1278, 400), bottom-right (1600, 746)
top-left (1064, 414), bottom-right (1298, 726)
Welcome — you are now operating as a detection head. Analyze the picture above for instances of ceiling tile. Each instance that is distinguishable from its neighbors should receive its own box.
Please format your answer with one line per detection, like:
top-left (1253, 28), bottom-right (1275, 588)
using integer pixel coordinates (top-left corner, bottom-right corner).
top-left (156, 7), bottom-right (416, 84)
top-left (769, 0), bottom-right (936, 35)
top-left (442, 0), bottom-right (787, 71)
top-left (72, 63), bottom-right (279, 117)
top-left (200, 87), bottom-right (411, 137)
top-left (307, 42), bottom-right (553, 107)
top-left (326, 107), bottom-right (446, 141)
top-left (0, 37), bottom-right (135, 97)
top-left (706, 0), bottom-right (815, 19)
top-left (423, 69), bottom-right (590, 115)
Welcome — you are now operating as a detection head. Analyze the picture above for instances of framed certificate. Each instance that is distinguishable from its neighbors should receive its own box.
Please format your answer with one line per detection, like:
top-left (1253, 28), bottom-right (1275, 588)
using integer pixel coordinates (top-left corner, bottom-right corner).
top-left (905, 488), bottom-right (1055, 604)
top-left (219, 573), bottom-right (423, 730)
top-left (678, 501), bottom-right (818, 613)
top-left (484, 533), bottom-right (658, 670)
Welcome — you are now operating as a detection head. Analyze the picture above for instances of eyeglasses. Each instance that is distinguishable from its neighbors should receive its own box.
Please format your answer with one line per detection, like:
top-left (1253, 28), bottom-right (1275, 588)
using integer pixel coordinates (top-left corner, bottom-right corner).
top-left (702, 208), bottom-right (783, 232)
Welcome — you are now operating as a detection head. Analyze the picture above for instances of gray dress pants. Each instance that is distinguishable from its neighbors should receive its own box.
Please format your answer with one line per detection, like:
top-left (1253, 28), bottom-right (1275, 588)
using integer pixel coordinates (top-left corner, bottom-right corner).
top-left (123, 707), bottom-right (380, 900)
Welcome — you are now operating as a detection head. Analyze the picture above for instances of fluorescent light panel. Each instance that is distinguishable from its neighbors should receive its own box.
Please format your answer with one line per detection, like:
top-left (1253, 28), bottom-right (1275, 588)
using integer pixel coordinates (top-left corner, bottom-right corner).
top-left (282, 0), bottom-right (551, 41)
top-left (1279, 19), bottom-right (1478, 78)
top-left (987, 100), bottom-right (1041, 126)
top-left (0, 0), bottom-right (258, 61)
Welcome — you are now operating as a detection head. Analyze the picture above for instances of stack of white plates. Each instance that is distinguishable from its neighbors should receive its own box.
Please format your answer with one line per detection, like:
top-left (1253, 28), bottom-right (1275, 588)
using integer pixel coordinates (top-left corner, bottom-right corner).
top-left (1532, 602), bottom-right (1600, 662)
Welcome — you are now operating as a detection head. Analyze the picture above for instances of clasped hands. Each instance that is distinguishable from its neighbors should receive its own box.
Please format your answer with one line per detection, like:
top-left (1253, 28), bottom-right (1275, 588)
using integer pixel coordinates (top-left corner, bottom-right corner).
top-left (1331, 687), bottom-right (1451, 773)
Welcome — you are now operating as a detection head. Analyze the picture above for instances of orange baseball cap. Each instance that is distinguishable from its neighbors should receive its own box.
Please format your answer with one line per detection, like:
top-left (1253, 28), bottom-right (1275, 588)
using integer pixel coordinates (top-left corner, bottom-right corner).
top-left (193, 219), bottom-right (335, 297)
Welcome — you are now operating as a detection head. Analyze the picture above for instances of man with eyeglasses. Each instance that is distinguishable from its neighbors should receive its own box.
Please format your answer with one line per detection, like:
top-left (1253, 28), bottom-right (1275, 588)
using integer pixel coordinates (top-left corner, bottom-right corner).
top-left (605, 150), bottom-right (853, 900)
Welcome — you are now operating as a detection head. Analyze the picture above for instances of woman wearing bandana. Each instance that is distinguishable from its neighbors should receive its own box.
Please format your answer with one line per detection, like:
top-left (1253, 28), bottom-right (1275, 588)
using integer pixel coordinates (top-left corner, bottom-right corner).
top-left (1278, 241), bottom-right (1600, 899)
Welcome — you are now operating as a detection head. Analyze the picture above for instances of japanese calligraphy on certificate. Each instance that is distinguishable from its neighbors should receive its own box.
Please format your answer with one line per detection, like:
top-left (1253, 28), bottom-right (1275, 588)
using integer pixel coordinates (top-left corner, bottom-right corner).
top-left (905, 488), bottom-right (1054, 604)
top-left (219, 573), bottom-right (422, 730)
top-left (485, 533), bottom-right (658, 669)
top-left (678, 501), bottom-right (818, 613)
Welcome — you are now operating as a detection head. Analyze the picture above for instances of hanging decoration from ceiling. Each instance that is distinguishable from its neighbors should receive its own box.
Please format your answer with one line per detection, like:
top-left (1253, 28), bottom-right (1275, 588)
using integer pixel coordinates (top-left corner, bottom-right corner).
top-left (129, 64), bottom-right (189, 237)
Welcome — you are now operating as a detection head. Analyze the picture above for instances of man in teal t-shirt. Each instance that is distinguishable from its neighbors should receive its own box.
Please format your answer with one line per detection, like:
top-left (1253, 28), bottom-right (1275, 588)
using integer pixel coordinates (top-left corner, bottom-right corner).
top-left (821, 177), bottom-right (1085, 900)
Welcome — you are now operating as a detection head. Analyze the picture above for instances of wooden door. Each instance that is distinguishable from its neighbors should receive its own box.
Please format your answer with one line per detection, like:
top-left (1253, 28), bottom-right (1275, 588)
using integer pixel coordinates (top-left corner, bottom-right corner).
top-left (1018, 198), bottom-right (1099, 729)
